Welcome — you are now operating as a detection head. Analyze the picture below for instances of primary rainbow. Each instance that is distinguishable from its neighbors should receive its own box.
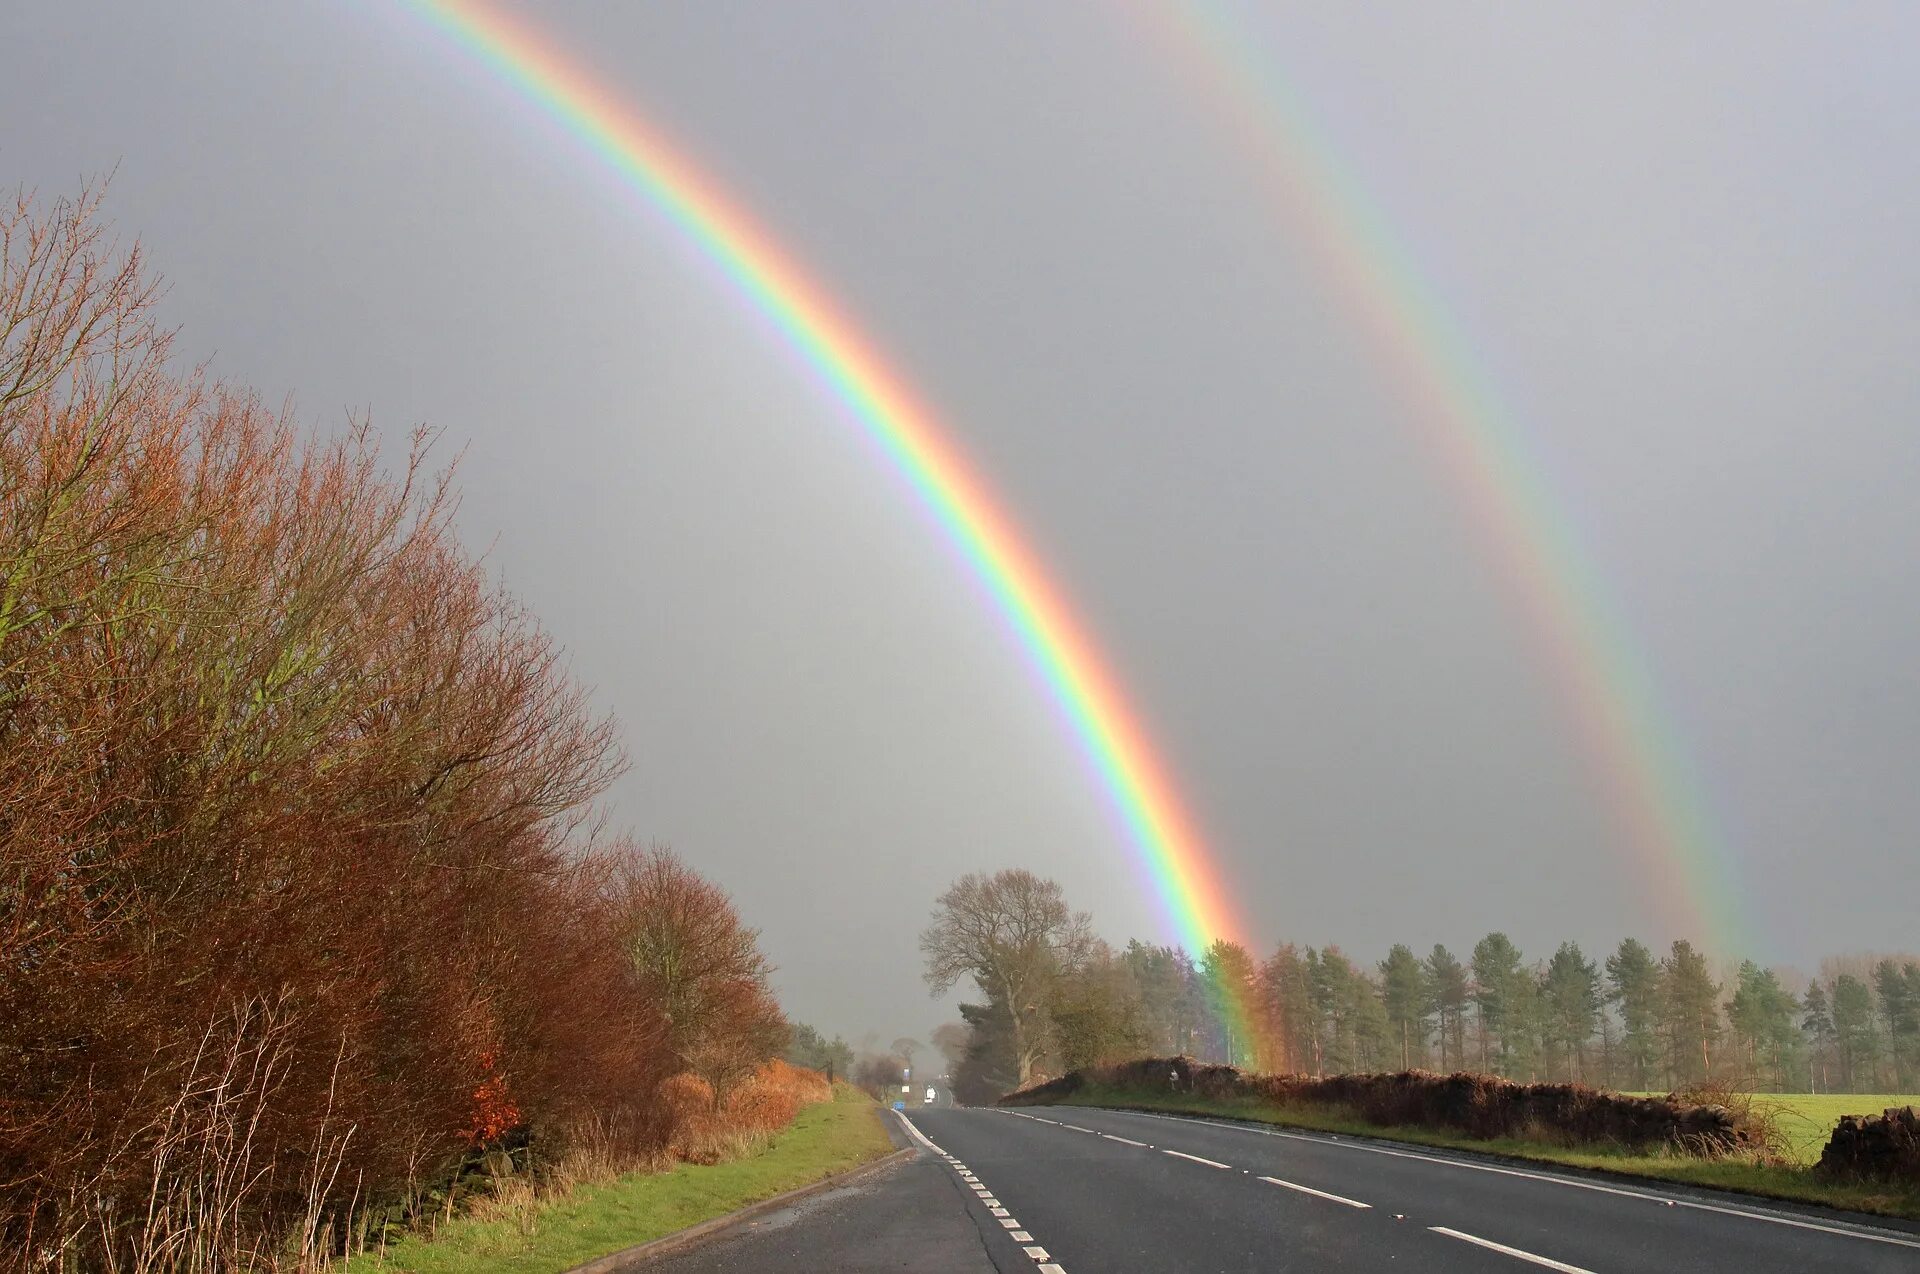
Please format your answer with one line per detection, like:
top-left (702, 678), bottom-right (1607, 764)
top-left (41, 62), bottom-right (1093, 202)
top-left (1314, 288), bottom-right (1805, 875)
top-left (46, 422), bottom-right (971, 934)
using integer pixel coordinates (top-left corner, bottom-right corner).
top-left (1142, 1), bottom-right (1745, 953)
top-left (404, 2), bottom-right (1251, 973)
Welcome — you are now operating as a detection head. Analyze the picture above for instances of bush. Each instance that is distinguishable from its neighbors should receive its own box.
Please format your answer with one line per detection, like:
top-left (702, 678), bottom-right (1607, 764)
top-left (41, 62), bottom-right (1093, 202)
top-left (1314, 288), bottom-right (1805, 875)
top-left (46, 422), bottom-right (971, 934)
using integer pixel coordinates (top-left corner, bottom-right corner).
top-left (0, 185), bottom-right (764, 1267)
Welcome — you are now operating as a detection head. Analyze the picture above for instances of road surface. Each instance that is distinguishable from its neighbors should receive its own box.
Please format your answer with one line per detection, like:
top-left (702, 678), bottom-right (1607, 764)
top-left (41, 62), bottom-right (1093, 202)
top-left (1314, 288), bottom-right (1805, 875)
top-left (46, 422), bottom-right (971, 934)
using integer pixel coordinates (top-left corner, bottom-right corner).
top-left (640, 1103), bottom-right (1920, 1271)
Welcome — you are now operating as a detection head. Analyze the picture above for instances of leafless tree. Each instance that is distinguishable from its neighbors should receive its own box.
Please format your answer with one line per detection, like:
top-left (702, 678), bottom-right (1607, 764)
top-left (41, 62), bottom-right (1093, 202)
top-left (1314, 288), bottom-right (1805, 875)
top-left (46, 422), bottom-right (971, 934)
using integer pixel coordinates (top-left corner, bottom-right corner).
top-left (920, 870), bottom-right (1091, 1086)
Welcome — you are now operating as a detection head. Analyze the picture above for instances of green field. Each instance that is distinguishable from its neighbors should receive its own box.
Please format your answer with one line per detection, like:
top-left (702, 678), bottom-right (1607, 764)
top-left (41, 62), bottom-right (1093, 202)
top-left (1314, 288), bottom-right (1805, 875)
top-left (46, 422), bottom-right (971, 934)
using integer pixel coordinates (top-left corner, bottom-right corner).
top-left (1047, 1086), bottom-right (1920, 1221)
top-left (349, 1086), bottom-right (895, 1274)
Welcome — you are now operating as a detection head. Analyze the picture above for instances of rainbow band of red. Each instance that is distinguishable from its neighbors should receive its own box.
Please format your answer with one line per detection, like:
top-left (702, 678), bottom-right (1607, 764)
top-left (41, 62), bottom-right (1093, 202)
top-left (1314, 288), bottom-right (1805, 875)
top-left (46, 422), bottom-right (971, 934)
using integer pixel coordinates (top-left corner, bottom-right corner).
top-left (407, 2), bottom-right (1250, 971)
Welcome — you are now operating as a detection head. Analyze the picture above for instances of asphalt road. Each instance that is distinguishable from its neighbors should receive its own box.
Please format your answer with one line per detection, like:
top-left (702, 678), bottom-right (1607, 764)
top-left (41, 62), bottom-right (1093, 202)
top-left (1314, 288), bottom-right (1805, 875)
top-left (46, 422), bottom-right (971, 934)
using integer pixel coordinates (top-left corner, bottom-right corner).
top-left (644, 1104), bottom-right (1920, 1271)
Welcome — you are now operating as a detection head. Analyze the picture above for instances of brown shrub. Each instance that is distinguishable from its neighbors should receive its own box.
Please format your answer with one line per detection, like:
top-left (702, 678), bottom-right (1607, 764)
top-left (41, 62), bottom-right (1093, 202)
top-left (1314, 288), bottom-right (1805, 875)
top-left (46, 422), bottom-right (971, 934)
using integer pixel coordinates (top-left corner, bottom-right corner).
top-left (0, 185), bottom-right (681, 1267)
top-left (1003, 1056), bottom-right (1766, 1158)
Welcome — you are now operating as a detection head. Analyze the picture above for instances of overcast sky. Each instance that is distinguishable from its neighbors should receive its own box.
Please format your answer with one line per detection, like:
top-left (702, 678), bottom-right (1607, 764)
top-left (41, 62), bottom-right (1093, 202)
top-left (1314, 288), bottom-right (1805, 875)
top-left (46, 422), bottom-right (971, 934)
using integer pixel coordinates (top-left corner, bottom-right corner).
top-left (6, 2), bottom-right (1916, 1047)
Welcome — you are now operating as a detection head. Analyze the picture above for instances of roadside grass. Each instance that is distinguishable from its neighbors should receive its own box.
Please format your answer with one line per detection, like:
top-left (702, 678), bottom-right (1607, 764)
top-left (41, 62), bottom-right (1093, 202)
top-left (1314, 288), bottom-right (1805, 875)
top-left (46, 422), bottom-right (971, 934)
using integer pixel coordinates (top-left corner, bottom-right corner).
top-left (1044, 1086), bottom-right (1920, 1222)
top-left (351, 1085), bottom-right (894, 1274)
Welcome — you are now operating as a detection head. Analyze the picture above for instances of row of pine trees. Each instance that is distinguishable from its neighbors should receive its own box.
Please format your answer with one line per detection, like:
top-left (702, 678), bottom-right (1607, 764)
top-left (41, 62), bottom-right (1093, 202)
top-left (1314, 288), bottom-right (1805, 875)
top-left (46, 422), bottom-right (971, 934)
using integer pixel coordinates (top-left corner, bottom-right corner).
top-left (1007, 936), bottom-right (1920, 1097)
top-left (1161, 938), bottom-right (1918, 1094)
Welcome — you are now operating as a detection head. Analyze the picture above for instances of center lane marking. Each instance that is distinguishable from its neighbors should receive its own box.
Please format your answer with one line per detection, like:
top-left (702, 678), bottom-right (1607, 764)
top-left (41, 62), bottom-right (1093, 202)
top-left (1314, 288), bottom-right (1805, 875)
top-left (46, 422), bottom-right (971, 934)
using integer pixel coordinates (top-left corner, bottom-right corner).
top-left (1162, 1149), bottom-right (1232, 1170)
top-left (1257, 1175), bottom-right (1371, 1209)
top-left (1430, 1227), bottom-right (1595, 1273)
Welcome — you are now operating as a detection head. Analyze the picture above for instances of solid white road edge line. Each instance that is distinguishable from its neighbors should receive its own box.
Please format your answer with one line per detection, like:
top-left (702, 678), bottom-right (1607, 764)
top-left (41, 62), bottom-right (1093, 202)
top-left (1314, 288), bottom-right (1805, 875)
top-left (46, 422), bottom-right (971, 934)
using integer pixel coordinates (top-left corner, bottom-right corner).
top-left (1257, 1175), bottom-right (1371, 1209)
top-left (1102, 1109), bottom-right (1920, 1250)
top-left (1162, 1149), bottom-right (1232, 1170)
top-left (1429, 1226), bottom-right (1596, 1273)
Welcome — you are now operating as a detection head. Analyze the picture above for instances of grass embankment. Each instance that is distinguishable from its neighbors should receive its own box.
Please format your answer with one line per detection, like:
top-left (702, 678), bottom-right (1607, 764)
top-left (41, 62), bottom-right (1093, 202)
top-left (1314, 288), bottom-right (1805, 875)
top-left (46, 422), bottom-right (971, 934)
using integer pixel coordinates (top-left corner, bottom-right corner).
top-left (352, 1085), bottom-right (895, 1274)
top-left (1049, 1085), bottom-right (1920, 1222)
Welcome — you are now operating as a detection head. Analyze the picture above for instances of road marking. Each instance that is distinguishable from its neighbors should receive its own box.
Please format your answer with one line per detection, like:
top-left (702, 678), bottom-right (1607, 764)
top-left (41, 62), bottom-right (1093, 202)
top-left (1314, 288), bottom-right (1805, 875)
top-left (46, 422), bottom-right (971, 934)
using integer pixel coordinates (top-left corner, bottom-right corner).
top-left (1100, 1133), bottom-right (1147, 1146)
top-left (1429, 1227), bottom-right (1594, 1272)
top-left (907, 1110), bottom-right (1068, 1271)
top-left (1257, 1175), bottom-right (1370, 1209)
top-left (1162, 1149), bottom-right (1231, 1170)
top-left (1102, 1109), bottom-right (1920, 1251)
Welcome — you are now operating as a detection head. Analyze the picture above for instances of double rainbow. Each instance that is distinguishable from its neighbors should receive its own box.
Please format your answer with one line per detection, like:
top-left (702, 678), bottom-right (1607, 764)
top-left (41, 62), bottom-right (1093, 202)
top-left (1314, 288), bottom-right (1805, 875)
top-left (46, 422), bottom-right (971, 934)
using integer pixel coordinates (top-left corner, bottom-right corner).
top-left (406, 2), bottom-right (1249, 968)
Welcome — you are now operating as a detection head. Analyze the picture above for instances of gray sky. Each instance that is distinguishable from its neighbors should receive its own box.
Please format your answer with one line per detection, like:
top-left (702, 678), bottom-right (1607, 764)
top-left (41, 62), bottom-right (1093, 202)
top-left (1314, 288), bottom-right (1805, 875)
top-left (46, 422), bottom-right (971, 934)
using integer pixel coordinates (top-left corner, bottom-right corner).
top-left (6, 2), bottom-right (1916, 1046)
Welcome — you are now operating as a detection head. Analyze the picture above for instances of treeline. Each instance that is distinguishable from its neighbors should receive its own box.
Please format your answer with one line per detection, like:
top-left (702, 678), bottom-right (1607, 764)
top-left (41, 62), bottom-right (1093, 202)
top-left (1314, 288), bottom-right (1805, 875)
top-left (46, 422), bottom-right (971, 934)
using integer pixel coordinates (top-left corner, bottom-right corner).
top-left (0, 188), bottom-right (791, 1266)
top-left (924, 870), bottom-right (1918, 1102)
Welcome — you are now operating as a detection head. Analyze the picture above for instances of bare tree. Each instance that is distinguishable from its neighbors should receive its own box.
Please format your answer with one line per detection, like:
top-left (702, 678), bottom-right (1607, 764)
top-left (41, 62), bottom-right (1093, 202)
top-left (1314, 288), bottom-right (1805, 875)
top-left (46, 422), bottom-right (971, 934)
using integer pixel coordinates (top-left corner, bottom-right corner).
top-left (920, 870), bottom-right (1091, 1087)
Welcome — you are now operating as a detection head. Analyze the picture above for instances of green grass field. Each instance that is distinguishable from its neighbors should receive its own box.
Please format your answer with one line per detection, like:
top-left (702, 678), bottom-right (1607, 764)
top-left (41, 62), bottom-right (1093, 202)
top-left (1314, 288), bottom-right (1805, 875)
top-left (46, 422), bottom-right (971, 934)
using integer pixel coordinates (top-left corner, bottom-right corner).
top-left (349, 1086), bottom-right (895, 1274)
top-left (1048, 1086), bottom-right (1920, 1221)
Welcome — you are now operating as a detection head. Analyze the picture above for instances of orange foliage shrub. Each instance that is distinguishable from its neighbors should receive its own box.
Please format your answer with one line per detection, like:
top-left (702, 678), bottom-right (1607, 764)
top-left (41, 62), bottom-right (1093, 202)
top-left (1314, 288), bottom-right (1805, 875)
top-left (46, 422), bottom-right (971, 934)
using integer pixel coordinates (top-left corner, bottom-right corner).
top-left (0, 186), bottom-right (708, 1267)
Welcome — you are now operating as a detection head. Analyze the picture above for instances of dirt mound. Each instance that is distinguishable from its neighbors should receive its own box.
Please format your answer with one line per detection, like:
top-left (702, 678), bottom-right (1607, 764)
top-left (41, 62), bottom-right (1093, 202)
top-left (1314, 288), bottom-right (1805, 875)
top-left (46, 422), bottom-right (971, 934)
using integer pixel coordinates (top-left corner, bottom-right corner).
top-left (1817, 1106), bottom-right (1920, 1182)
top-left (1002, 1056), bottom-right (1760, 1157)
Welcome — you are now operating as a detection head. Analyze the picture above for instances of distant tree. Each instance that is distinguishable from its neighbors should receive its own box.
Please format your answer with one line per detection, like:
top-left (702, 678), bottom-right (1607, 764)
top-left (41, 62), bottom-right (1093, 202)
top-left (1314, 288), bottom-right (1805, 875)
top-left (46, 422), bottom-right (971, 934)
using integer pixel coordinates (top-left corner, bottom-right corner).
top-left (1423, 945), bottom-right (1470, 1072)
top-left (1541, 943), bottom-right (1602, 1082)
top-left (1051, 942), bottom-right (1151, 1071)
top-left (1801, 978), bottom-right (1836, 1093)
top-left (1200, 940), bottom-right (1260, 1066)
top-left (1660, 941), bottom-right (1721, 1087)
top-left (950, 997), bottom-right (1019, 1105)
top-left (1723, 963), bottom-right (1801, 1091)
top-left (1607, 939), bottom-right (1664, 1090)
top-left (930, 1022), bottom-right (971, 1073)
top-left (1260, 944), bottom-right (1315, 1073)
top-left (920, 870), bottom-right (1091, 1087)
top-left (609, 846), bottom-right (787, 1103)
top-left (1831, 974), bottom-right (1879, 1093)
top-left (853, 1052), bottom-right (910, 1100)
top-left (1871, 960), bottom-right (1919, 1091)
top-left (1378, 944), bottom-right (1430, 1070)
top-left (891, 1037), bottom-right (924, 1082)
top-left (1470, 934), bottom-right (1525, 1075)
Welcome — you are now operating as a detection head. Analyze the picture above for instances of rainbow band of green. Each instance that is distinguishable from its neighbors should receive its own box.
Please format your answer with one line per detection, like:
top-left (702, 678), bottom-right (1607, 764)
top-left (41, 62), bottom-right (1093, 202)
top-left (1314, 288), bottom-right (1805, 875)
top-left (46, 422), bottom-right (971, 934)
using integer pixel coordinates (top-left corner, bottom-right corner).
top-left (1145, 0), bottom-right (1745, 956)
top-left (406, 1), bottom-right (1250, 976)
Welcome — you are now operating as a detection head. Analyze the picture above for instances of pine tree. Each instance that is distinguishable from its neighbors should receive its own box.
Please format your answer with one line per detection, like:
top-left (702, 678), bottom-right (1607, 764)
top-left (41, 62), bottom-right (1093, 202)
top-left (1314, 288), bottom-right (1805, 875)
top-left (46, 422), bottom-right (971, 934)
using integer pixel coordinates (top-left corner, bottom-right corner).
top-left (1801, 978), bottom-right (1835, 1093)
top-left (1660, 941), bottom-right (1721, 1087)
top-left (1607, 939), bottom-right (1664, 1090)
top-left (1471, 934), bottom-right (1524, 1077)
top-left (1871, 959), bottom-right (1919, 1091)
top-left (1423, 945), bottom-right (1470, 1072)
top-left (1831, 974), bottom-right (1880, 1093)
top-left (1378, 944), bottom-right (1430, 1070)
top-left (1542, 942), bottom-right (1602, 1082)
top-left (1259, 944), bottom-right (1314, 1074)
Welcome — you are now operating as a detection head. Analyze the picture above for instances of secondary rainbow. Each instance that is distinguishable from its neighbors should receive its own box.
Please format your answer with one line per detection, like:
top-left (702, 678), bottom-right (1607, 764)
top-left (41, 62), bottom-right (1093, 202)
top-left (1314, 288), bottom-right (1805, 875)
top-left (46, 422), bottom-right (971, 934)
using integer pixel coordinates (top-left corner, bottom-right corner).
top-left (1142, 1), bottom-right (1745, 952)
top-left (404, 2), bottom-right (1251, 971)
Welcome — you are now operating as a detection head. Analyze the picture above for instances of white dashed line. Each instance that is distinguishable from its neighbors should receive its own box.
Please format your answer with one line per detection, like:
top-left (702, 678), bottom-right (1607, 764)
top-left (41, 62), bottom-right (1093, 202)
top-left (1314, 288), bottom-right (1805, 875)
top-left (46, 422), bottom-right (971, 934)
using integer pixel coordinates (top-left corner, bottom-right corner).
top-left (1257, 1175), bottom-right (1370, 1209)
top-left (1104, 1108), bottom-right (1920, 1252)
top-left (1429, 1227), bottom-right (1594, 1272)
top-left (1100, 1133), bottom-right (1147, 1146)
top-left (897, 1111), bottom-right (1067, 1271)
top-left (1161, 1149), bottom-right (1231, 1170)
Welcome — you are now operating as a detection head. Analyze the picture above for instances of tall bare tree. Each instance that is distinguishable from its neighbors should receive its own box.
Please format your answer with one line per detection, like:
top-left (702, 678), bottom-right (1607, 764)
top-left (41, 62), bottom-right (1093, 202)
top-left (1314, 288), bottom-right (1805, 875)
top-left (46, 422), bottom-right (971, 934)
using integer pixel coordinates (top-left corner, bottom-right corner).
top-left (920, 869), bottom-right (1090, 1087)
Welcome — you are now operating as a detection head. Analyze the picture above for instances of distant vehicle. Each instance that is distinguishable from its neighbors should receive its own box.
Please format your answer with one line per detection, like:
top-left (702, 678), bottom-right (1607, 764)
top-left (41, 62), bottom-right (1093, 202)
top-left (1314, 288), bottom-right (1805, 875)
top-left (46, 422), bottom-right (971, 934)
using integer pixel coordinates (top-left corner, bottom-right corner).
top-left (924, 1086), bottom-right (937, 1104)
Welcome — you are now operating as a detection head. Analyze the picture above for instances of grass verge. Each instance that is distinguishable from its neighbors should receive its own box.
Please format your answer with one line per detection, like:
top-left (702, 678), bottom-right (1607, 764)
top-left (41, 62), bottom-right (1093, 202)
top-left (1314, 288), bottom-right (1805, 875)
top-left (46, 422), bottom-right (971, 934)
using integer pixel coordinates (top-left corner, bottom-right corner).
top-left (351, 1085), bottom-right (895, 1274)
top-left (1041, 1086), bottom-right (1920, 1222)
top-left (1623, 1093), bottom-right (1920, 1165)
